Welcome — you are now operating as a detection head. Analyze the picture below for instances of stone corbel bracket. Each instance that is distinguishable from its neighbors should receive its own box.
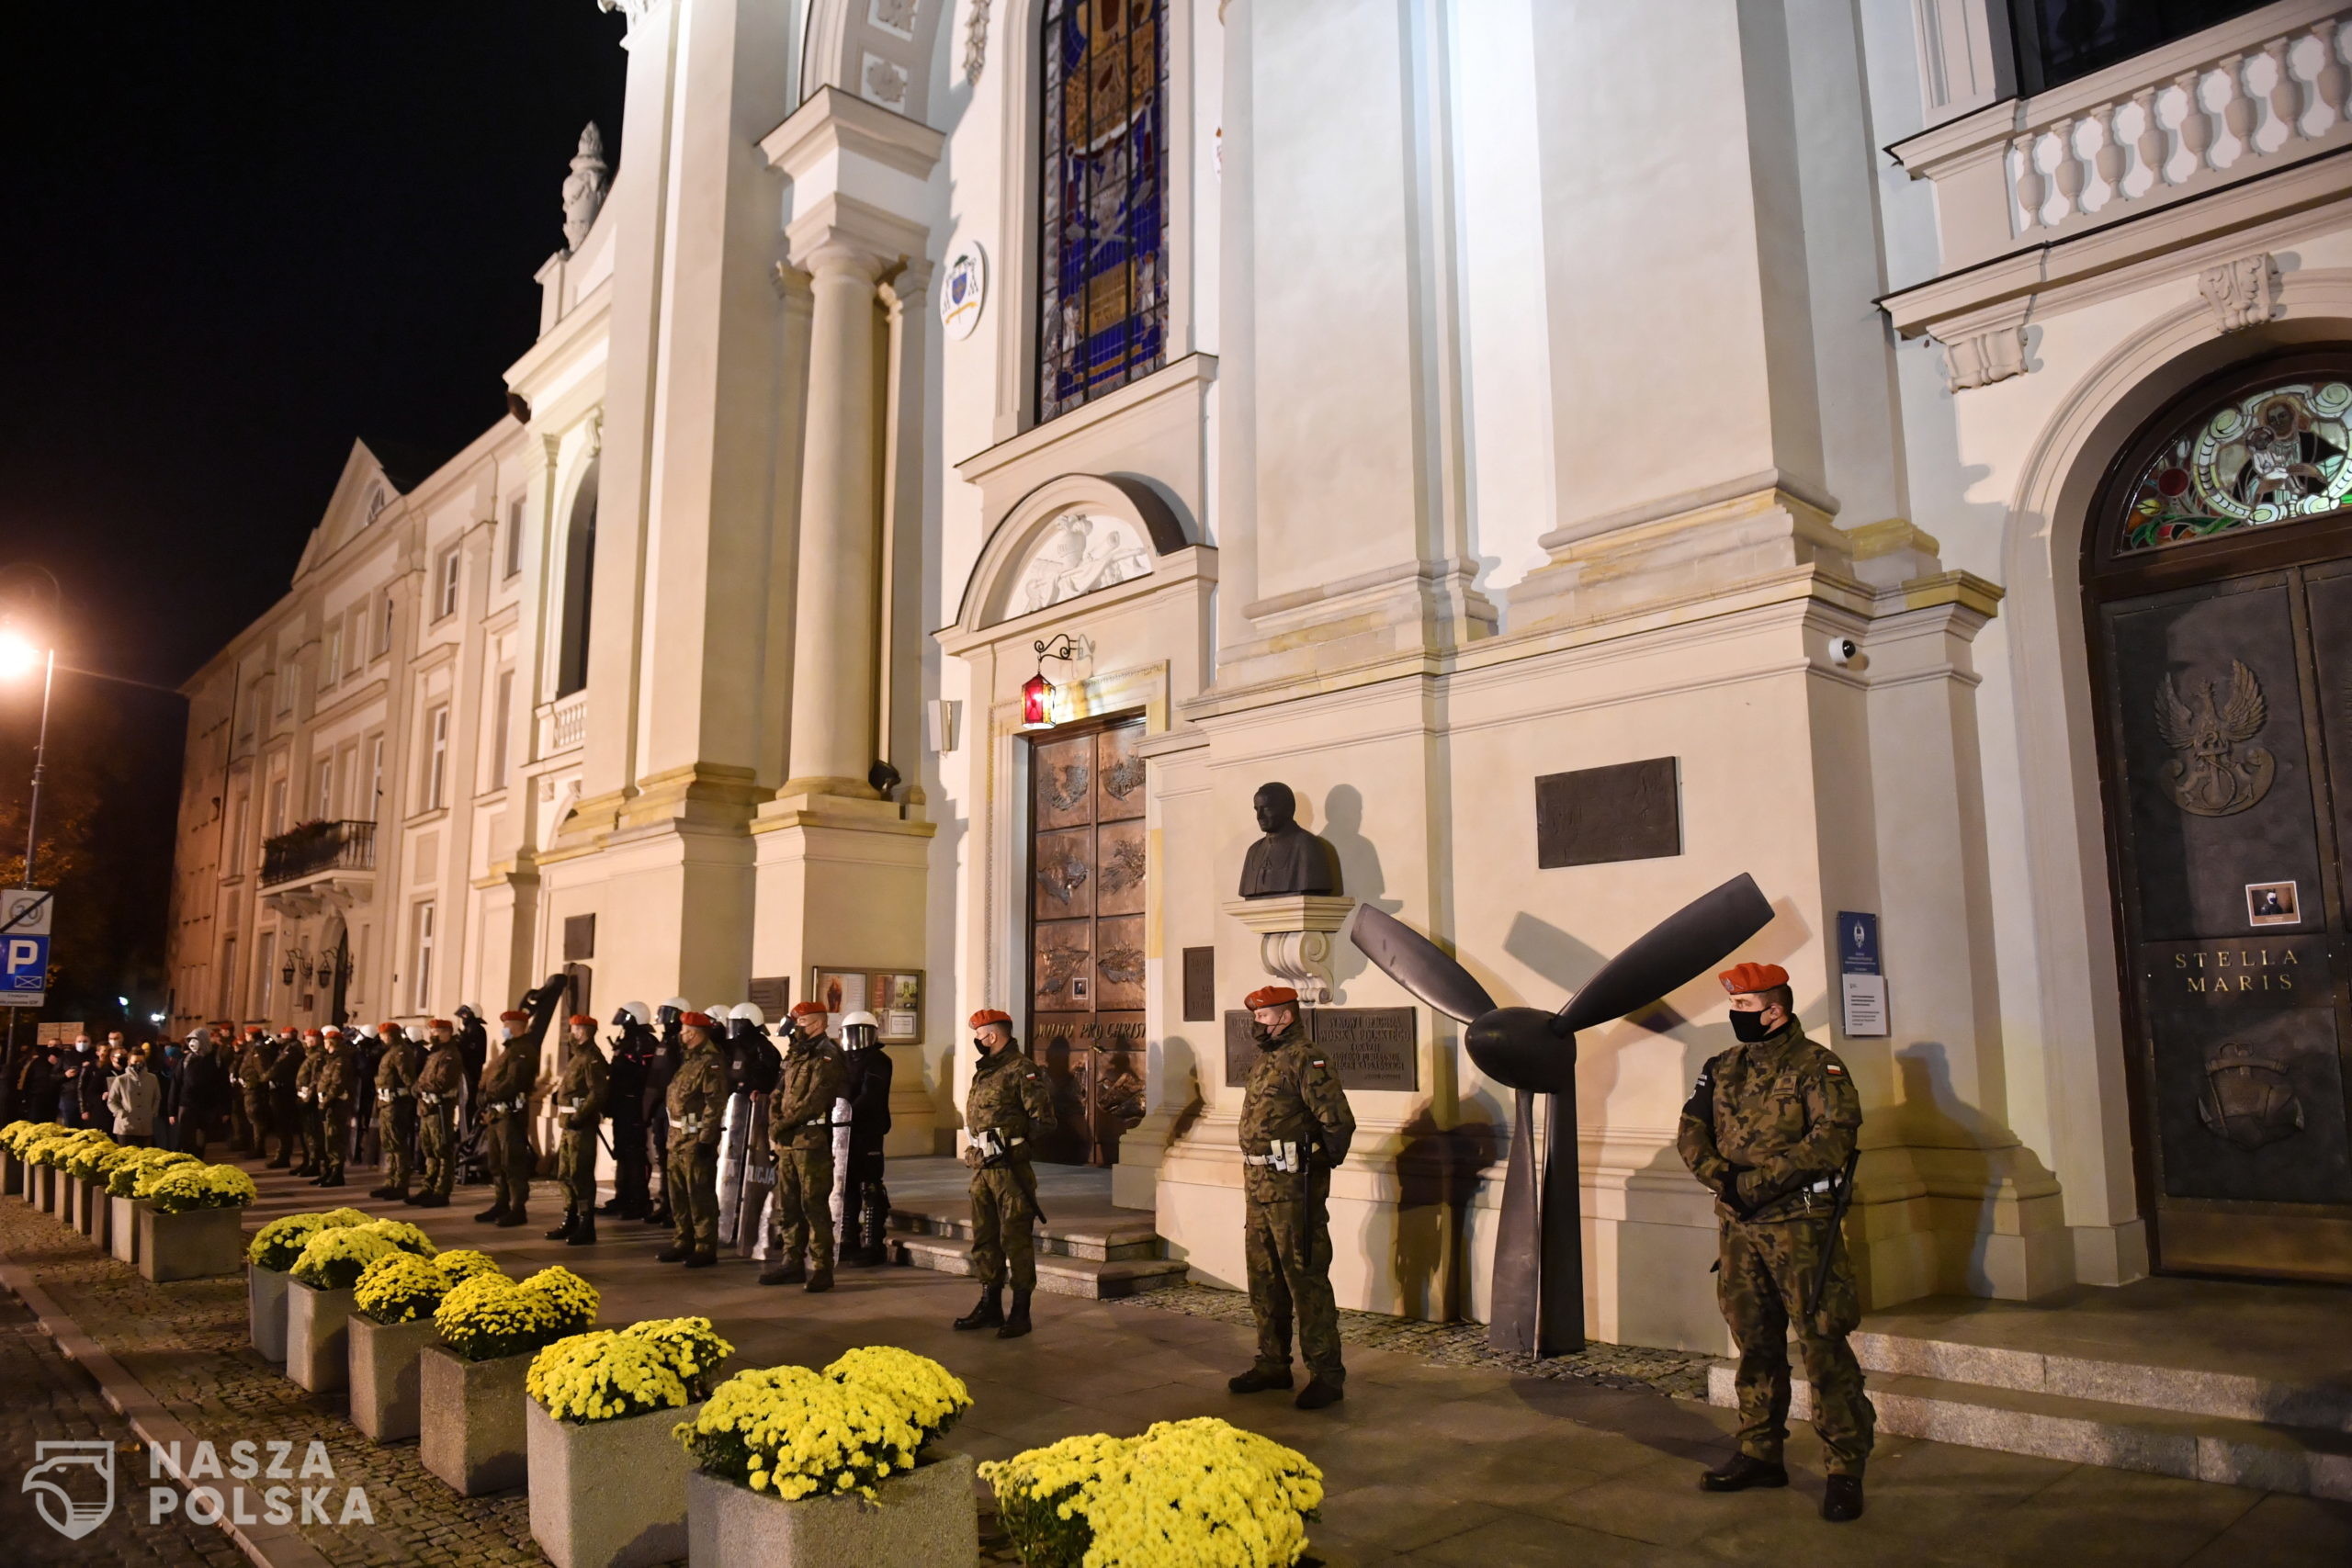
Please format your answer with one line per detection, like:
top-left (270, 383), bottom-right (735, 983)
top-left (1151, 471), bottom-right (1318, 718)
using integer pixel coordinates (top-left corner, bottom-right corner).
top-left (1222, 894), bottom-right (1358, 1005)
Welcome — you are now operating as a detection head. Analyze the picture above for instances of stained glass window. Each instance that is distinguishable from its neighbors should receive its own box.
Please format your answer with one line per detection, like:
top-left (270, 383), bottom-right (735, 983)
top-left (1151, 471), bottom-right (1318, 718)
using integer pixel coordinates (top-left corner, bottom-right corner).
top-left (1038, 0), bottom-right (1168, 423)
top-left (2118, 379), bottom-right (2352, 554)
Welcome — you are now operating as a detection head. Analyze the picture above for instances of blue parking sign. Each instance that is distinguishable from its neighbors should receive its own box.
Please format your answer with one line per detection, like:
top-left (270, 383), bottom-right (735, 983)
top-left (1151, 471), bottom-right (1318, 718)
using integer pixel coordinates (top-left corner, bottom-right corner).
top-left (3, 890), bottom-right (54, 1010)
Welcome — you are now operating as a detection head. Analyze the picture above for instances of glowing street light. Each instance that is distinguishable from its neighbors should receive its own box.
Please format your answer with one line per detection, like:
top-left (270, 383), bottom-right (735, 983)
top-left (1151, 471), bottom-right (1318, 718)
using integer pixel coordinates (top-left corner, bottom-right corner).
top-left (0, 631), bottom-right (39, 682)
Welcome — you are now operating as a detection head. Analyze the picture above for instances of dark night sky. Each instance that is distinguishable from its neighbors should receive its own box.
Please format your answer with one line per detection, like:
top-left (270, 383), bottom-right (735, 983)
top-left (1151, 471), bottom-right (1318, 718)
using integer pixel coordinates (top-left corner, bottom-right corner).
top-left (0, 4), bottom-right (628, 1029)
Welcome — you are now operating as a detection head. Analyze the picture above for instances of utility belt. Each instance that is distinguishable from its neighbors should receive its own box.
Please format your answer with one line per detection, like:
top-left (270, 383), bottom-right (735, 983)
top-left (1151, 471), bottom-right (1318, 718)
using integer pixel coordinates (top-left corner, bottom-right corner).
top-left (972, 1129), bottom-right (1026, 1168)
top-left (675, 1112), bottom-right (713, 1139)
top-left (1242, 1139), bottom-right (1311, 1175)
top-left (378, 1087), bottom-right (413, 1103)
top-left (558, 1099), bottom-right (598, 1121)
top-left (1728, 1173), bottom-right (1840, 1222)
top-left (419, 1091), bottom-right (453, 1110)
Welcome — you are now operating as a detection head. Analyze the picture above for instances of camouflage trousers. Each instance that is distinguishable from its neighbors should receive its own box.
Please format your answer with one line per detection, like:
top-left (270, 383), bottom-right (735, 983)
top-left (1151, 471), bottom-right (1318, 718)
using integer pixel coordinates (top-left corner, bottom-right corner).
top-left (1717, 1213), bottom-right (1875, 1475)
top-left (968, 1160), bottom-right (1038, 1292)
top-left (316, 1100), bottom-right (350, 1179)
top-left (768, 1143), bottom-right (835, 1272)
top-left (557, 1126), bottom-right (598, 1212)
top-left (487, 1112), bottom-right (533, 1213)
top-left (1244, 1184), bottom-right (1345, 1387)
top-left (381, 1101), bottom-right (417, 1191)
top-left (419, 1107), bottom-right (458, 1196)
top-left (241, 1089), bottom-right (273, 1156)
top-left (666, 1141), bottom-right (719, 1254)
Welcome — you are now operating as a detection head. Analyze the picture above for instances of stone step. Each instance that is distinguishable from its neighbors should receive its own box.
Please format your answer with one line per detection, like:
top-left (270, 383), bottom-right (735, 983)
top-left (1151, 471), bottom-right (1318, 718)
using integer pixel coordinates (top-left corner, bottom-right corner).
top-left (888, 1208), bottom-right (1167, 1263)
top-left (1851, 1329), bottom-right (2352, 1434)
top-left (1708, 1363), bottom-right (2352, 1502)
top-left (887, 1231), bottom-right (1187, 1301)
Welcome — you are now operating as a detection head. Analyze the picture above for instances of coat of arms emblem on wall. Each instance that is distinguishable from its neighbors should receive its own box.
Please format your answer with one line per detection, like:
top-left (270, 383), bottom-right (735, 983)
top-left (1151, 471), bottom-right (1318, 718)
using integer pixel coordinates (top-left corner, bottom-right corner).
top-left (2154, 660), bottom-right (2275, 817)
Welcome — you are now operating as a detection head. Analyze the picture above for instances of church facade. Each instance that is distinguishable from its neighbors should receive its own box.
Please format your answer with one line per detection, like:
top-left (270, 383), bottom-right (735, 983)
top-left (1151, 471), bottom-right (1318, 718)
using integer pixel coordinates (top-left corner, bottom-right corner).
top-left (169, 0), bottom-right (2352, 1348)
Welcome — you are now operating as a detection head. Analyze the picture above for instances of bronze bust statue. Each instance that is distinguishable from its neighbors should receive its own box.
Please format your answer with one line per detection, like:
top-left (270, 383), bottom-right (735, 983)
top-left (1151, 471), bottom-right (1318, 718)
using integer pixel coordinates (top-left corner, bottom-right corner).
top-left (1238, 783), bottom-right (1343, 898)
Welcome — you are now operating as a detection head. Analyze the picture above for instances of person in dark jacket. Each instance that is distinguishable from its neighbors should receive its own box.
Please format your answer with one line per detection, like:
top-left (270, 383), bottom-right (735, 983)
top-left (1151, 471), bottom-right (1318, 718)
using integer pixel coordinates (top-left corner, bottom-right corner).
top-left (175, 1032), bottom-right (227, 1156)
top-left (601, 1003), bottom-right (652, 1219)
top-left (838, 1010), bottom-right (894, 1265)
top-left (74, 1033), bottom-right (112, 1128)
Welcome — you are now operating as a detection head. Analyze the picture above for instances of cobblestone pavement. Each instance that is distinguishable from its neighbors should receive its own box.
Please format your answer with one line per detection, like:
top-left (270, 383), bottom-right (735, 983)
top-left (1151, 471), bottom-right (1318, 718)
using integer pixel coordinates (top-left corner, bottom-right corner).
top-left (6, 1165), bottom-right (2352, 1568)
top-left (0, 1289), bottom-right (249, 1567)
top-left (1109, 1280), bottom-right (1719, 1400)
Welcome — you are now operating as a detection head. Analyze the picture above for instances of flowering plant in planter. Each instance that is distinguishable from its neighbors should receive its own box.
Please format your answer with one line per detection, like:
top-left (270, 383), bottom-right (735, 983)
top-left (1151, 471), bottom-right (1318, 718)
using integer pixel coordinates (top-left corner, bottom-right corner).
top-left (433, 1248), bottom-right (500, 1285)
top-left (354, 1253), bottom-right (457, 1325)
top-left (290, 1225), bottom-right (400, 1291)
top-left (0, 1120), bottom-right (64, 1154)
top-left (435, 1266), bottom-right (600, 1362)
top-left (58, 1134), bottom-right (121, 1181)
top-left (980, 1417), bottom-right (1324, 1568)
top-left (356, 1217), bottom-right (438, 1257)
top-left (248, 1212), bottom-right (340, 1270)
top-left (528, 1316), bottom-right (735, 1425)
top-left (674, 1348), bottom-right (969, 1501)
top-left (130, 1151), bottom-right (206, 1200)
top-left (27, 1130), bottom-right (108, 1168)
top-left (146, 1162), bottom-right (257, 1214)
top-left (112, 1147), bottom-right (196, 1198)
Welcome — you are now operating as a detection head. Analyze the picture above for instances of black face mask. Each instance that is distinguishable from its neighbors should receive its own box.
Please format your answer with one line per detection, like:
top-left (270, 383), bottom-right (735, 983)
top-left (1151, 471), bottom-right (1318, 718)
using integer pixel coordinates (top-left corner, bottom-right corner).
top-left (972, 1037), bottom-right (989, 1057)
top-left (1250, 1022), bottom-right (1278, 1048)
top-left (1729, 1008), bottom-right (1777, 1043)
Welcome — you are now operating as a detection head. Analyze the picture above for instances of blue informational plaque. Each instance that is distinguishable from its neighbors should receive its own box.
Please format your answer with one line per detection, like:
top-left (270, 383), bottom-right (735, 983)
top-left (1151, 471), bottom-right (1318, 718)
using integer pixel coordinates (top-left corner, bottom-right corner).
top-left (1835, 910), bottom-right (1887, 1036)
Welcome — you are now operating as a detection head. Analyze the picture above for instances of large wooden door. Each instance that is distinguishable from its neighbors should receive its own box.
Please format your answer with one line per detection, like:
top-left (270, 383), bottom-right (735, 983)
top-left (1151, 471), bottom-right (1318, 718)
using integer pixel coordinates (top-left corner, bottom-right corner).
top-left (2089, 356), bottom-right (2352, 1282)
top-left (1026, 714), bottom-right (1148, 1166)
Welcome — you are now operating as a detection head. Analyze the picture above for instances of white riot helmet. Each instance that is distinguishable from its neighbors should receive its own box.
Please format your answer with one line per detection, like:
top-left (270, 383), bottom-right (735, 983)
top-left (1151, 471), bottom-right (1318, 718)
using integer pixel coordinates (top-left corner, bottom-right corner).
top-left (658, 997), bottom-right (692, 1027)
top-left (616, 999), bottom-right (652, 1027)
top-left (703, 1003), bottom-right (730, 1028)
top-left (729, 1002), bottom-right (766, 1028)
top-left (841, 1010), bottom-right (881, 1048)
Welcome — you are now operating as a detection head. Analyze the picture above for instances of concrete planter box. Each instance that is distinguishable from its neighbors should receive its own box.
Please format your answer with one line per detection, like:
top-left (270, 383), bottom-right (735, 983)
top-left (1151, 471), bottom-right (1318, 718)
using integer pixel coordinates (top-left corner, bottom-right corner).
top-left (349, 1316), bottom-right (438, 1442)
top-left (137, 1203), bottom-right (246, 1283)
top-left (2, 1150), bottom-right (19, 1194)
top-left (527, 1397), bottom-right (704, 1568)
top-left (79, 1176), bottom-right (108, 1244)
top-left (287, 1280), bottom-right (356, 1393)
top-left (685, 1451), bottom-right (978, 1568)
top-left (110, 1196), bottom-right (141, 1264)
top-left (421, 1345), bottom-right (532, 1495)
top-left (248, 1265), bottom-right (290, 1359)
top-left (35, 1165), bottom-right (58, 1213)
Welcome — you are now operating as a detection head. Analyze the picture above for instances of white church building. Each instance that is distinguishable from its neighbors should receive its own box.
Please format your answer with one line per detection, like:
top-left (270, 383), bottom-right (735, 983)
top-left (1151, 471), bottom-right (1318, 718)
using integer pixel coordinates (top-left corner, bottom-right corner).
top-left (170, 0), bottom-right (2352, 1348)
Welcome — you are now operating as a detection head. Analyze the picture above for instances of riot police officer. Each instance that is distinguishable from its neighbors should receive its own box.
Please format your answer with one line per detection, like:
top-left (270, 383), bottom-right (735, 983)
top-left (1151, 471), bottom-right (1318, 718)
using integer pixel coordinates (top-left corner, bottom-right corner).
top-left (601, 1002), bottom-right (653, 1219)
top-left (642, 998), bottom-right (688, 1227)
top-left (266, 1027), bottom-right (304, 1168)
top-left (839, 1009), bottom-right (894, 1265)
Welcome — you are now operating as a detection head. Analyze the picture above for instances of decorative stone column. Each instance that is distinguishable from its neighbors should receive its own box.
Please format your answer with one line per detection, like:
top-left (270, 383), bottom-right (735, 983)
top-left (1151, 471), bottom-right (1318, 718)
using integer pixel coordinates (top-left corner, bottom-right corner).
top-left (1222, 895), bottom-right (1357, 1004)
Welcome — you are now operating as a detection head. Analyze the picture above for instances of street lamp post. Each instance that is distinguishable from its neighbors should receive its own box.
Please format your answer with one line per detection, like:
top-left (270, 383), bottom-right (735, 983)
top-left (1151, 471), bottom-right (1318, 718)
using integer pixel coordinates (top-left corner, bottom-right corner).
top-left (18, 639), bottom-right (55, 889)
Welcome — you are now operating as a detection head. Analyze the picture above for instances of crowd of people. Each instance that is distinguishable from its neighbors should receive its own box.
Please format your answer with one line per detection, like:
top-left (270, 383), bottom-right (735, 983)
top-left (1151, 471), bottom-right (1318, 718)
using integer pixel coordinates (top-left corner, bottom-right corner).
top-left (1, 1026), bottom-right (234, 1152)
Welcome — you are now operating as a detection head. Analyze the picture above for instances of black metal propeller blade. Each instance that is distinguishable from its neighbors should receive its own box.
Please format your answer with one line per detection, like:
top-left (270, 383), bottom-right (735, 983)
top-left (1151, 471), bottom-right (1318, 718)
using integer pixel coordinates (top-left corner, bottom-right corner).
top-left (1464, 1008), bottom-right (1577, 1094)
top-left (1348, 904), bottom-right (1498, 1023)
top-left (1555, 874), bottom-right (1774, 1034)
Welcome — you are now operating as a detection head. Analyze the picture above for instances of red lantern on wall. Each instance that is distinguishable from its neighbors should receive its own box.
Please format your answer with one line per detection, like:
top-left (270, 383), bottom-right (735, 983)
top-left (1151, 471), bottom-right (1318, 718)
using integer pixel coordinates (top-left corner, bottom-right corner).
top-left (1023, 632), bottom-right (1080, 729)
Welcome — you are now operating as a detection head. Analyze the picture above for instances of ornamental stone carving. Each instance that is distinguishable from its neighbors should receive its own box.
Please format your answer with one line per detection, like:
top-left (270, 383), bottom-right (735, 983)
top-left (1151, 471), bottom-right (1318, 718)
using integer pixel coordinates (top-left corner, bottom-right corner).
top-left (560, 123), bottom-right (609, 254)
top-left (965, 0), bottom-right (990, 82)
top-left (1936, 323), bottom-right (2028, 392)
top-left (594, 0), bottom-right (661, 35)
top-left (2200, 253), bottom-right (2279, 333)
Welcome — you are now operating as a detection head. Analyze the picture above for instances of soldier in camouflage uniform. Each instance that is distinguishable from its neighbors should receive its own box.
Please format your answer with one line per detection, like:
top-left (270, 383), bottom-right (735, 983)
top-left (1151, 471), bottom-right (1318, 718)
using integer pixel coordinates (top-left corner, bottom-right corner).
top-left (292, 1030), bottom-right (327, 1176)
top-left (658, 1012), bottom-right (727, 1267)
top-left (475, 1010), bottom-right (538, 1227)
top-left (266, 1028), bottom-right (303, 1168)
top-left (547, 1015), bottom-right (609, 1246)
top-left (411, 1020), bottom-right (465, 1207)
top-left (235, 1029), bottom-right (276, 1167)
top-left (309, 1028), bottom-right (355, 1188)
top-left (952, 1009), bottom-right (1057, 1340)
top-left (370, 1022), bottom-right (424, 1201)
top-left (1679, 960), bottom-right (1872, 1524)
top-left (760, 1001), bottom-right (847, 1291)
top-left (1227, 985), bottom-right (1355, 1411)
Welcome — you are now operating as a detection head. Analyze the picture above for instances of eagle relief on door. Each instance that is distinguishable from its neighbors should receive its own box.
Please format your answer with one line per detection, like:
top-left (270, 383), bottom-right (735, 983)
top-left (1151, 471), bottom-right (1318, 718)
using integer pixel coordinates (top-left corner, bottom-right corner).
top-left (1028, 716), bottom-right (1148, 1165)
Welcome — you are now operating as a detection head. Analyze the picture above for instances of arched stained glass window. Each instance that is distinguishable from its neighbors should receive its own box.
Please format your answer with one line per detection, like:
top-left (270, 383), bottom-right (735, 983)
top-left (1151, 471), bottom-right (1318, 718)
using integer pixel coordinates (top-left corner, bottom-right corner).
top-left (2119, 378), bottom-right (2352, 553)
top-left (1038, 0), bottom-right (1168, 423)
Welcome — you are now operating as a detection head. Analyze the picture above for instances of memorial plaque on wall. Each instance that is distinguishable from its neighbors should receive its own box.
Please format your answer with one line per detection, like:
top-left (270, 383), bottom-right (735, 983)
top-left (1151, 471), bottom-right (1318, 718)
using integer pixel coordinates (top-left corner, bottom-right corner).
top-left (1182, 947), bottom-right (1216, 1022)
top-left (1536, 757), bottom-right (1680, 868)
top-left (747, 976), bottom-right (791, 1013)
top-left (1223, 1008), bottom-right (1418, 1091)
top-left (562, 913), bottom-right (597, 962)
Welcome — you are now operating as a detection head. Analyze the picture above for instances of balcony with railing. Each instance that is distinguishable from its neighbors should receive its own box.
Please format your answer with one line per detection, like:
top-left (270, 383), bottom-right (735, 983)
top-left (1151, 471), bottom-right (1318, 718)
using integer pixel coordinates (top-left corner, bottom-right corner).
top-left (260, 819), bottom-right (377, 888)
top-left (538, 691), bottom-right (587, 758)
top-left (1892, 2), bottom-right (2352, 274)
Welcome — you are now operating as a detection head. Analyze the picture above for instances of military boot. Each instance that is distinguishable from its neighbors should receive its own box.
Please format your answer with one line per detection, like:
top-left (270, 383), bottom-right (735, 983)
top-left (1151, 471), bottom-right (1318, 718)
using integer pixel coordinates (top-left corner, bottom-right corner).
top-left (758, 1260), bottom-right (806, 1287)
top-left (496, 1205), bottom-right (528, 1228)
top-left (1295, 1380), bottom-right (1343, 1411)
top-left (655, 1243), bottom-right (694, 1262)
top-left (474, 1201), bottom-right (511, 1224)
top-left (544, 1208), bottom-right (578, 1242)
top-left (1227, 1367), bottom-right (1294, 1394)
top-left (997, 1291), bottom-right (1033, 1339)
top-left (368, 1180), bottom-right (401, 1201)
top-left (953, 1286), bottom-right (1004, 1331)
top-left (684, 1248), bottom-right (718, 1269)
top-left (805, 1268), bottom-right (832, 1294)
top-left (1821, 1473), bottom-right (1864, 1522)
top-left (567, 1211), bottom-right (596, 1247)
top-left (1699, 1455), bottom-right (1789, 1493)
top-left (414, 1191), bottom-right (449, 1208)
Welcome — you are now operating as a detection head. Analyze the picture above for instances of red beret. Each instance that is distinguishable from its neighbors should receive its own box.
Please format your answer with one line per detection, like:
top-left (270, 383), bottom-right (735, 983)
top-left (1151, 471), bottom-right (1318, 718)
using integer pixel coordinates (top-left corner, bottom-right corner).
top-left (302, 1029), bottom-right (322, 1039)
top-left (680, 1011), bottom-right (717, 1029)
top-left (375, 1021), bottom-right (400, 1034)
top-left (968, 1009), bottom-right (1012, 1029)
top-left (568, 1014), bottom-right (596, 1027)
top-left (428, 1019), bottom-right (454, 1032)
top-left (1719, 962), bottom-right (1790, 995)
top-left (244, 1026), bottom-right (265, 1038)
top-left (1244, 986), bottom-right (1299, 1010)
top-left (788, 1000), bottom-right (829, 1018)
top-left (499, 1009), bottom-right (530, 1023)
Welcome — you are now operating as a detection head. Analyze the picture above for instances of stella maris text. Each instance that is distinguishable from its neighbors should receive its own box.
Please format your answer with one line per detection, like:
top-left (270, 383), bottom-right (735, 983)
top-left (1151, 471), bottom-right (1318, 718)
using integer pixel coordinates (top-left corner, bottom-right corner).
top-left (2173, 945), bottom-right (2302, 994)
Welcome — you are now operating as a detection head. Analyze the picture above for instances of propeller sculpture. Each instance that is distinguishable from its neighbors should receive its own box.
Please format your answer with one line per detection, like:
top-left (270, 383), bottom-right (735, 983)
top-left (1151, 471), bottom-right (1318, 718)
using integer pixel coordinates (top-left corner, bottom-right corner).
top-left (1350, 873), bottom-right (1775, 1357)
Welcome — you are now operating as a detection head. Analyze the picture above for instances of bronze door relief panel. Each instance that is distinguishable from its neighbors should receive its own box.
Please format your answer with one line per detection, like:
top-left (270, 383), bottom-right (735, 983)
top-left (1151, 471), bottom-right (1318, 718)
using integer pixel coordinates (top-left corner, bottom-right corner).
top-left (1027, 715), bottom-right (1148, 1166)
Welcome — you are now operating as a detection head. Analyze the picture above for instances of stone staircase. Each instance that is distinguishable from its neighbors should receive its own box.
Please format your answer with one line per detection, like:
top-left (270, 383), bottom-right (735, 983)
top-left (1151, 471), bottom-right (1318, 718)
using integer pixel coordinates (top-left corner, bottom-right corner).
top-left (1708, 1313), bottom-right (2352, 1500)
top-left (886, 1207), bottom-right (1187, 1299)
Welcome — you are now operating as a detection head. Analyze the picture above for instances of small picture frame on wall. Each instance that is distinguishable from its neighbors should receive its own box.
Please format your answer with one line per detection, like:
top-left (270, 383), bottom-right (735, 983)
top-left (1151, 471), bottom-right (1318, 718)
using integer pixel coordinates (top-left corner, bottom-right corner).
top-left (2246, 880), bottom-right (2301, 928)
top-left (806, 965), bottom-right (925, 1042)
